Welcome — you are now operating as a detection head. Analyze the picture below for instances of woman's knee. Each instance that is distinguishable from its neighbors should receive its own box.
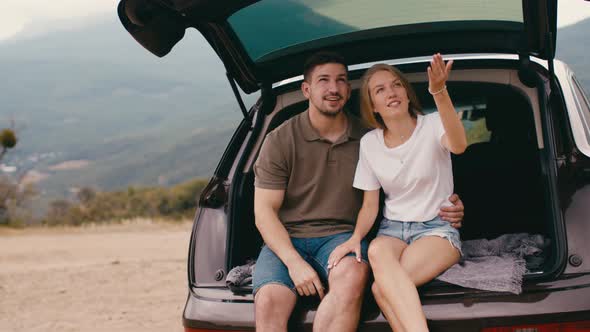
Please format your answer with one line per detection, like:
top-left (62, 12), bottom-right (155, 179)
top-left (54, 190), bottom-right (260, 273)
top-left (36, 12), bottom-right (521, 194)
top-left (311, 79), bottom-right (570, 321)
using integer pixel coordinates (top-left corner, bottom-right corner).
top-left (367, 239), bottom-right (385, 265)
top-left (371, 282), bottom-right (382, 299)
top-left (368, 238), bottom-right (401, 268)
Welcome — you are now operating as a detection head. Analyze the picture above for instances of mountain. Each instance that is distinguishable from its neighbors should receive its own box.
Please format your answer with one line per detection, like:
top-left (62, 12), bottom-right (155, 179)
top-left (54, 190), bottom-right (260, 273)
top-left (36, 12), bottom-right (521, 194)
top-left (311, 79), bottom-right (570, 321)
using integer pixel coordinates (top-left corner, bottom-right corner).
top-left (0, 14), bottom-right (588, 206)
top-left (0, 14), bottom-right (254, 199)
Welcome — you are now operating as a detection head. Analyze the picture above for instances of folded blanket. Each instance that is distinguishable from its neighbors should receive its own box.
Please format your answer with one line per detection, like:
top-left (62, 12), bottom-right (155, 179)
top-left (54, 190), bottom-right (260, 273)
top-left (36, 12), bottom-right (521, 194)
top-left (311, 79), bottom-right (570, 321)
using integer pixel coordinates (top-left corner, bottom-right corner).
top-left (226, 233), bottom-right (548, 295)
top-left (436, 233), bottom-right (548, 294)
top-left (226, 260), bottom-right (256, 289)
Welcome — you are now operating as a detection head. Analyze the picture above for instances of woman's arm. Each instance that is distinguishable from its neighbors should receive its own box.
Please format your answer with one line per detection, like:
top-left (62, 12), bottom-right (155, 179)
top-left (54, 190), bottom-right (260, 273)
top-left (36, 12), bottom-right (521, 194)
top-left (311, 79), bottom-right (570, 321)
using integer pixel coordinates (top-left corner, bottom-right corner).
top-left (428, 53), bottom-right (467, 154)
top-left (327, 189), bottom-right (380, 268)
top-left (351, 189), bottom-right (381, 241)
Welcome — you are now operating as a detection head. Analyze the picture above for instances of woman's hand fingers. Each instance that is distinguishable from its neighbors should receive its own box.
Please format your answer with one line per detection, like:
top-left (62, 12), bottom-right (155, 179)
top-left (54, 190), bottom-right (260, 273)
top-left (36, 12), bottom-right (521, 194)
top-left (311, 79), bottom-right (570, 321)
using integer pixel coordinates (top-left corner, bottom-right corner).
top-left (355, 246), bottom-right (362, 262)
top-left (445, 58), bottom-right (454, 75)
top-left (328, 248), bottom-right (345, 269)
top-left (428, 53), bottom-right (452, 90)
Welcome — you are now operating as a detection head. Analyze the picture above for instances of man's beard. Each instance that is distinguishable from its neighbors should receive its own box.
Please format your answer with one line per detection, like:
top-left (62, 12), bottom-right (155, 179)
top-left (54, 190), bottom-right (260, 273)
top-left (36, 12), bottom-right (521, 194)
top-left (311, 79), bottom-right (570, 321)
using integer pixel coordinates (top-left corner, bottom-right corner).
top-left (318, 107), bottom-right (342, 117)
top-left (314, 94), bottom-right (344, 117)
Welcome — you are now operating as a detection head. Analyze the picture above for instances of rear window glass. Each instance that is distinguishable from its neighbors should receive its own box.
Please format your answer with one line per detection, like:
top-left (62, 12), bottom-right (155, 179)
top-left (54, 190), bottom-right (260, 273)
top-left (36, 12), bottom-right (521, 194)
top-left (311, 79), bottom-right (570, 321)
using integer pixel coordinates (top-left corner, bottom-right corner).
top-left (571, 75), bottom-right (590, 143)
top-left (423, 97), bottom-right (491, 146)
top-left (229, 0), bottom-right (523, 62)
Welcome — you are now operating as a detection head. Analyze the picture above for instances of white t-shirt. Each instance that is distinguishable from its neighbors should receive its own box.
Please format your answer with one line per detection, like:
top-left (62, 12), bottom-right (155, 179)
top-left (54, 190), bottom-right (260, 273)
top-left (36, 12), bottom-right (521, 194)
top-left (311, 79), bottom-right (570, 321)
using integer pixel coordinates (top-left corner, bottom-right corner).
top-left (353, 112), bottom-right (453, 222)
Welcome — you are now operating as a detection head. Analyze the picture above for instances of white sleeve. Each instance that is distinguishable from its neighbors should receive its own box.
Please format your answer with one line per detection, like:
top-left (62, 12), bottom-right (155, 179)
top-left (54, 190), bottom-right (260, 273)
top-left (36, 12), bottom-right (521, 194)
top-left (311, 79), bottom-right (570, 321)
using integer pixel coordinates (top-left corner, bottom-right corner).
top-left (353, 140), bottom-right (381, 191)
top-left (431, 112), bottom-right (447, 150)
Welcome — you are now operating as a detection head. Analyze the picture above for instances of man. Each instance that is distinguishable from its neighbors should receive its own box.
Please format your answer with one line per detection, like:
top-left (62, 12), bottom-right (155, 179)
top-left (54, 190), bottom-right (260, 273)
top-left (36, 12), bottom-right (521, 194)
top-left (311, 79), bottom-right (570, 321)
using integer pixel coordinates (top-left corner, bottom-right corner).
top-left (252, 52), bottom-right (464, 332)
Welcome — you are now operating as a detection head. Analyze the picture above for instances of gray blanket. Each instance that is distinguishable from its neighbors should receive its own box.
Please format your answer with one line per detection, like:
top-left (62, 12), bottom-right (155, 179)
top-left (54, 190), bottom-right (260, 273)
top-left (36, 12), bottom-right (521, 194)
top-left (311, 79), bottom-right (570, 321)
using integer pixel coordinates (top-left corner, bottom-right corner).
top-left (226, 259), bottom-right (256, 288)
top-left (226, 233), bottom-right (548, 295)
top-left (435, 233), bottom-right (548, 294)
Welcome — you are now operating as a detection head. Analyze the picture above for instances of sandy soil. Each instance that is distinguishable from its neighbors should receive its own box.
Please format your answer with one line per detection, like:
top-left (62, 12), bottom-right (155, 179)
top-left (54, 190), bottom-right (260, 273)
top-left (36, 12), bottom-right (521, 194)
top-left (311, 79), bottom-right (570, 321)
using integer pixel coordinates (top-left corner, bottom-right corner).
top-left (0, 219), bottom-right (193, 332)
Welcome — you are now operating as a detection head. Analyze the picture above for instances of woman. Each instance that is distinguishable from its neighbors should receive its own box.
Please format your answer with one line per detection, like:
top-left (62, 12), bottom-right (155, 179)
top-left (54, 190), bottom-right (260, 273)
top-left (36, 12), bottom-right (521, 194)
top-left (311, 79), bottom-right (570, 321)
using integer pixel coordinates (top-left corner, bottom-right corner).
top-left (327, 54), bottom-right (466, 331)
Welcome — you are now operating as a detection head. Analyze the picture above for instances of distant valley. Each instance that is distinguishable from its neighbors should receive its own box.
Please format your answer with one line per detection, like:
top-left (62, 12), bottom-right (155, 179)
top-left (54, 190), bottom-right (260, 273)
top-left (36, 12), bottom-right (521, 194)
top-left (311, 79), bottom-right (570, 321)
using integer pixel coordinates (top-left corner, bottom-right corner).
top-left (0, 14), bottom-right (588, 206)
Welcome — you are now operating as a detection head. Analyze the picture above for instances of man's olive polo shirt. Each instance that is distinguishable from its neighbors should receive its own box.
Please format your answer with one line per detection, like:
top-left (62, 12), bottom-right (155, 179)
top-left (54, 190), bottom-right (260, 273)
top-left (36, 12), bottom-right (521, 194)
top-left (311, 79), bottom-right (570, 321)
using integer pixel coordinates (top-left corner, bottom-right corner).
top-left (254, 110), bottom-right (365, 238)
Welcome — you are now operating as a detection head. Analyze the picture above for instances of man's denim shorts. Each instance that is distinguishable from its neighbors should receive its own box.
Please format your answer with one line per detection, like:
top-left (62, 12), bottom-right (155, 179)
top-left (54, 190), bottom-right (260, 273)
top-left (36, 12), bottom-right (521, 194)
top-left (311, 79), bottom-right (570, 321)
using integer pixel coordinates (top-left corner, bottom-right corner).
top-left (252, 231), bottom-right (369, 296)
top-left (377, 216), bottom-right (462, 255)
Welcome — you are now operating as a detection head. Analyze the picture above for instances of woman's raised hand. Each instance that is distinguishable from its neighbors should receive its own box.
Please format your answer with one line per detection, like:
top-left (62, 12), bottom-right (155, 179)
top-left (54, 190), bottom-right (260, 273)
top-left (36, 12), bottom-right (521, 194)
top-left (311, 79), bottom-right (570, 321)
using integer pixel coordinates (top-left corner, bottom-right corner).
top-left (427, 53), bottom-right (453, 94)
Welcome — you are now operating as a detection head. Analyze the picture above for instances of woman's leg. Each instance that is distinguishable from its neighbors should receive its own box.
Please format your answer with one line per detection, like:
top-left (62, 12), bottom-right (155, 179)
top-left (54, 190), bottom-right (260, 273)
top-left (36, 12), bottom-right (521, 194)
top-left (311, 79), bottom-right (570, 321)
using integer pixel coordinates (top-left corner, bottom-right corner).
top-left (368, 236), bottom-right (428, 332)
top-left (400, 236), bottom-right (460, 287)
top-left (372, 282), bottom-right (405, 332)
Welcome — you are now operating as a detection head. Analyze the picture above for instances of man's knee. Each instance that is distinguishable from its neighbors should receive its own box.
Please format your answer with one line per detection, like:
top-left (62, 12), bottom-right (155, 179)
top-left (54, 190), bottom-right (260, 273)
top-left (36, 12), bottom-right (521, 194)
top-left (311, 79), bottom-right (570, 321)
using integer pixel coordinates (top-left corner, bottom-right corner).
top-left (255, 284), bottom-right (297, 320)
top-left (328, 258), bottom-right (369, 300)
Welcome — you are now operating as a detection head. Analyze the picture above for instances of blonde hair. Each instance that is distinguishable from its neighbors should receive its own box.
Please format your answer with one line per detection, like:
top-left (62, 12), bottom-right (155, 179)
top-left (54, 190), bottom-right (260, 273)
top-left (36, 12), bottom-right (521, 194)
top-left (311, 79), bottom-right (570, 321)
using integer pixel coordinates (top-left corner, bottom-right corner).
top-left (359, 64), bottom-right (422, 129)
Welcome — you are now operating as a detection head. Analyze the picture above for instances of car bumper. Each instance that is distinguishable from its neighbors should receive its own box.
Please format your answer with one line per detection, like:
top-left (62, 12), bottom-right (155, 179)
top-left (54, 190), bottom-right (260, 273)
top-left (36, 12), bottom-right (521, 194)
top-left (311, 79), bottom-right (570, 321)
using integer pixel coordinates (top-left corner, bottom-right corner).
top-left (183, 273), bottom-right (590, 331)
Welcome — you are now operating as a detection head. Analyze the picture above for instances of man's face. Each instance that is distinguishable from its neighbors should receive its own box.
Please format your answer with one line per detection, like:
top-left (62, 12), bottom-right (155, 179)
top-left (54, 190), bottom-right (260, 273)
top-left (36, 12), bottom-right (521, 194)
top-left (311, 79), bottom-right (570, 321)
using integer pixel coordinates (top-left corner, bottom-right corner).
top-left (302, 63), bottom-right (351, 117)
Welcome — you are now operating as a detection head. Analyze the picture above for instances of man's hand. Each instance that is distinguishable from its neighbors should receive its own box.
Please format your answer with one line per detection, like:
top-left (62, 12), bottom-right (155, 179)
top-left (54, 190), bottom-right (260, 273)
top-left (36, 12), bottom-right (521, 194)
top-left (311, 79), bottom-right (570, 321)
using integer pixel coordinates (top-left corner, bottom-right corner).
top-left (287, 259), bottom-right (325, 300)
top-left (439, 193), bottom-right (464, 229)
top-left (327, 238), bottom-right (362, 270)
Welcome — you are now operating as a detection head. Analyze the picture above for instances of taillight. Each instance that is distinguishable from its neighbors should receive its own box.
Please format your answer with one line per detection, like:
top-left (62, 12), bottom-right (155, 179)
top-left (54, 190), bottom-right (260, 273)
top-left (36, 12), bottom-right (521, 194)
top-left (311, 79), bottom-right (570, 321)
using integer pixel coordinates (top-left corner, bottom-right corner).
top-left (481, 320), bottom-right (590, 332)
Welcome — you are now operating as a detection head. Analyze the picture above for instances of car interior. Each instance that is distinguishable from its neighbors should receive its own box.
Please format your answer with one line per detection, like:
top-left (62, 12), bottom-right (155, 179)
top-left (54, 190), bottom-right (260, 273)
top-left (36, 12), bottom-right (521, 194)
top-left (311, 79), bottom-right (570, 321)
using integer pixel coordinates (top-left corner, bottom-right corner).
top-left (226, 67), bottom-right (556, 294)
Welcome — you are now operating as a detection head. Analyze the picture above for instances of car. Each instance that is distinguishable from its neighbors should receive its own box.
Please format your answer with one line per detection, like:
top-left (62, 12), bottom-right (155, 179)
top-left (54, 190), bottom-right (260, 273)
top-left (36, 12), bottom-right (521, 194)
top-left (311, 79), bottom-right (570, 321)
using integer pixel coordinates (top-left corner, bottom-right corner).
top-left (117, 0), bottom-right (590, 330)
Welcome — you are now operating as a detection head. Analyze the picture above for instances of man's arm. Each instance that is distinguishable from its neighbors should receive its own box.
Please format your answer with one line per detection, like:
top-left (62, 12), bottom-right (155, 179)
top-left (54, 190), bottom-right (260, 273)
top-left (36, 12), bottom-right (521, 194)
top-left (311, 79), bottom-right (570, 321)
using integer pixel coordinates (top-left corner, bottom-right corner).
top-left (254, 187), bottom-right (324, 299)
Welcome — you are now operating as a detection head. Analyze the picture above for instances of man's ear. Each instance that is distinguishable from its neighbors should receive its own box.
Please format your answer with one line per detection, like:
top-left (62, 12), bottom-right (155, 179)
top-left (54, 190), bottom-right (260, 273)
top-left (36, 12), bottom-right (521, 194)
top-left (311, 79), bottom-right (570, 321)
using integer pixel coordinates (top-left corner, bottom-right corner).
top-left (346, 82), bottom-right (352, 99)
top-left (301, 81), bottom-right (311, 99)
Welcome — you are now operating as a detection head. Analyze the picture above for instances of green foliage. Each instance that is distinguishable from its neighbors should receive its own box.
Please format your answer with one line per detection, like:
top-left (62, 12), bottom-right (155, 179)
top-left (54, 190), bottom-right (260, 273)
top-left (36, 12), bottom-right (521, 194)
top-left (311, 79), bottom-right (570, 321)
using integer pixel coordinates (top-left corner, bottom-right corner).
top-left (465, 118), bottom-right (492, 146)
top-left (0, 129), bottom-right (17, 149)
top-left (42, 178), bottom-right (209, 226)
top-left (0, 176), bottom-right (36, 227)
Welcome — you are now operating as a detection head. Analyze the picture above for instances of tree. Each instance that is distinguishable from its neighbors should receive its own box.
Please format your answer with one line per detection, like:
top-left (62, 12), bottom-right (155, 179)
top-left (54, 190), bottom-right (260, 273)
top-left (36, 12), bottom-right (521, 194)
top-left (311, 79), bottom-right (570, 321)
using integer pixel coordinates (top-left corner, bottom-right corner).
top-left (0, 128), bottom-right (17, 162)
top-left (0, 125), bottom-right (31, 226)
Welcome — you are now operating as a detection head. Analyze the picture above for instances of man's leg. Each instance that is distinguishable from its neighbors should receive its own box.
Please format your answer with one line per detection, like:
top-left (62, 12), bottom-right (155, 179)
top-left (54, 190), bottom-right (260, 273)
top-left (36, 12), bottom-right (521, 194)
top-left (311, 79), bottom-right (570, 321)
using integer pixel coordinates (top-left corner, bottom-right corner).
top-left (314, 257), bottom-right (369, 332)
top-left (311, 232), bottom-right (370, 332)
top-left (255, 284), bottom-right (297, 332)
top-left (253, 245), bottom-right (299, 332)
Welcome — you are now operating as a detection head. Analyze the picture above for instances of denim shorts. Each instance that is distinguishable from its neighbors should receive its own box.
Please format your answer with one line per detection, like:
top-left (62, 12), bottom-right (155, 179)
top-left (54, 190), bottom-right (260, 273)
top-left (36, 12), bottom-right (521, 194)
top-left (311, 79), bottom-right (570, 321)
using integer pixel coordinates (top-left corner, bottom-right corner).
top-left (252, 231), bottom-right (369, 295)
top-left (377, 216), bottom-right (462, 255)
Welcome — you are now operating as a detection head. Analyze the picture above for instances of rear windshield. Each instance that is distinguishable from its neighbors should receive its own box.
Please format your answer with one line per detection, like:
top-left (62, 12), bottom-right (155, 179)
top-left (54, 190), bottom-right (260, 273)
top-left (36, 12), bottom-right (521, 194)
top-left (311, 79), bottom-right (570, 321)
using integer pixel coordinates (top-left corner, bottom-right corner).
top-left (228, 0), bottom-right (523, 62)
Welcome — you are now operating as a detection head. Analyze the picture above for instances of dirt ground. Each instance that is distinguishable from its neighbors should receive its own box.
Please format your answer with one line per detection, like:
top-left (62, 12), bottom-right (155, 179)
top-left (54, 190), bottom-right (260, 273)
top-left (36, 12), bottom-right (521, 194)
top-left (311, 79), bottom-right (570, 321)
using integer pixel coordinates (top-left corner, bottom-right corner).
top-left (0, 219), bottom-right (193, 332)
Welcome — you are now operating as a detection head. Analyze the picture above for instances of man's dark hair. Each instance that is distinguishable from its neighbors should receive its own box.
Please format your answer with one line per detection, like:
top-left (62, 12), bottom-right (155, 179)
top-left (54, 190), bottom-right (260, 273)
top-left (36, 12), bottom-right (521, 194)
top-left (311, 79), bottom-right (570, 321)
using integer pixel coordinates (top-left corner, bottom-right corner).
top-left (303, 51), bottom-right (348, 82)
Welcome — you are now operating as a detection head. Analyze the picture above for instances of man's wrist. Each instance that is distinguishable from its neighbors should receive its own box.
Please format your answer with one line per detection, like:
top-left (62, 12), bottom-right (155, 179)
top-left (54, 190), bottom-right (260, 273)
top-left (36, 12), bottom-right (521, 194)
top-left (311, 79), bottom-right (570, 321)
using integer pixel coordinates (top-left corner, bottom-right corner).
top-left (283, 253), bottom-right (305, 269)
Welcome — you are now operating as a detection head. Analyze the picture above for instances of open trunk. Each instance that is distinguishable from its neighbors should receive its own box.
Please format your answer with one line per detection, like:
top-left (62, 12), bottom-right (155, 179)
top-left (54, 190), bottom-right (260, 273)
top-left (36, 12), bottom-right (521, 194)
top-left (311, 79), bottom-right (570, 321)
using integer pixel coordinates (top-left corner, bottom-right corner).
top-left (226, 58), bottom-right (564, 300)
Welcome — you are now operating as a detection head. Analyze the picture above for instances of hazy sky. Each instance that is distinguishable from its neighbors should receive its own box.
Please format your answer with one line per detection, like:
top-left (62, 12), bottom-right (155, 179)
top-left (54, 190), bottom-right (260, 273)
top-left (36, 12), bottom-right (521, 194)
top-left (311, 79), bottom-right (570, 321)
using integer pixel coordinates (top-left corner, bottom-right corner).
top-left (0, 0), bottom-right (589, 42)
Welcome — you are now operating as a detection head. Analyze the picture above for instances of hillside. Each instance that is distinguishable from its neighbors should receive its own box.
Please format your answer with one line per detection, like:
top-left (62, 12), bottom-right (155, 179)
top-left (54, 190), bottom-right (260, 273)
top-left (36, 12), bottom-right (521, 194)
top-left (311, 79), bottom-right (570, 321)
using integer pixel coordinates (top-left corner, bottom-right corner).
top-left (0, 14), bottom-right (252, 198)
top-left (0, 14), bottom-right (588, 205)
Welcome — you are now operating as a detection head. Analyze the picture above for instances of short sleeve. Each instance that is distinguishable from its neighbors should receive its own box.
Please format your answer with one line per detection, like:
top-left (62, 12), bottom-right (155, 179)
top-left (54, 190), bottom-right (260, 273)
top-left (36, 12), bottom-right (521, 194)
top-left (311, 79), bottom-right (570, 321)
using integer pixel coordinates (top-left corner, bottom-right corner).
top-left (254, 132), bottom-right (289, 189)
top-left (430, 112), bottom-right (447, 150)
top-left (352, 138), bottom-right (381, 191)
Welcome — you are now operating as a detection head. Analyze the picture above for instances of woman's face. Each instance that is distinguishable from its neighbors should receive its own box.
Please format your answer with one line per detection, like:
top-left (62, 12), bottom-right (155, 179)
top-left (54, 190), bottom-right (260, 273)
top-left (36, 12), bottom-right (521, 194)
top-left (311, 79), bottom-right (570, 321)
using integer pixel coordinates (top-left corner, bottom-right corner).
top-left (368, 70), bottom-right (410, 120)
